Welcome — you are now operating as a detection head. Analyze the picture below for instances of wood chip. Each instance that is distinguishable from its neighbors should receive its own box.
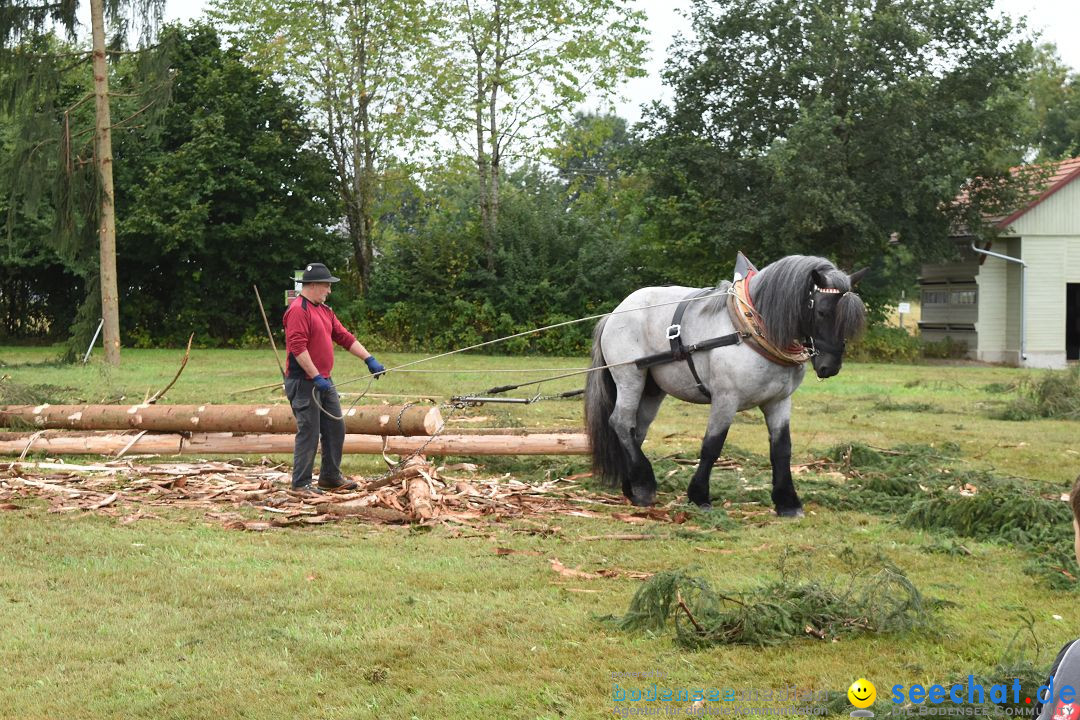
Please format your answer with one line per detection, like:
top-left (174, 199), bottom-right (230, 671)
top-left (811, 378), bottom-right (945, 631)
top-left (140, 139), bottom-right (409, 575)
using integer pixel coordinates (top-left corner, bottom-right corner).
top-left (92, 492), bottom-right (119, 509)
top-left (550, 558), bottom-right (602, 580)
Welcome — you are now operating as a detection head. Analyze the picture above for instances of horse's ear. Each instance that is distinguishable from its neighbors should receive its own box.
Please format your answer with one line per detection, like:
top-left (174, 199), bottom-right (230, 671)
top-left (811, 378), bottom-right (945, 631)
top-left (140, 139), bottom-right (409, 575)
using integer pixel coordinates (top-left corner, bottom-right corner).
top-left (811, 269), bottom-right (829, 289)
top-left (849, 268), bottom-right (869, 287)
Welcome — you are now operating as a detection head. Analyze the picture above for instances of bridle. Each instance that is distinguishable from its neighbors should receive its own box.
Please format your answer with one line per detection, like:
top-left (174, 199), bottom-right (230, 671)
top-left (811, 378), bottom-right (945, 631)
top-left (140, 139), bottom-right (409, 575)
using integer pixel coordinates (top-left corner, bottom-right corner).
top-left (805, 285), bottom-right (854, 359)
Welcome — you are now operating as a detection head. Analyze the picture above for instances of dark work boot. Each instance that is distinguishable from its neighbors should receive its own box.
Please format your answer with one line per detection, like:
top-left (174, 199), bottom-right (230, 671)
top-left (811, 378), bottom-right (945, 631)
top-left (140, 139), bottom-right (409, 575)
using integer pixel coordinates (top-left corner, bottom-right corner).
top-left (290, 483), bottom-right (325, 497)
top-left (317, 476), bottom-right (358, 491)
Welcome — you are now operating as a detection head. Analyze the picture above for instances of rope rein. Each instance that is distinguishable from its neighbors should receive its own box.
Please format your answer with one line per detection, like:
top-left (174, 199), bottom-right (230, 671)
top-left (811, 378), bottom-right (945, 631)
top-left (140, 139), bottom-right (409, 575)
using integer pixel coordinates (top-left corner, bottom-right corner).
top-left (329, 287), bottom-right (736, 391)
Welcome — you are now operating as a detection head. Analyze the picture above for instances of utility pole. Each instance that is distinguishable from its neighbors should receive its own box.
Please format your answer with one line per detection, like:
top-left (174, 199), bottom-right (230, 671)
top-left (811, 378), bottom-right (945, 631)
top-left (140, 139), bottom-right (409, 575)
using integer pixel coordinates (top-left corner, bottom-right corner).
top-left (90, 0), bottom-right (121, 365)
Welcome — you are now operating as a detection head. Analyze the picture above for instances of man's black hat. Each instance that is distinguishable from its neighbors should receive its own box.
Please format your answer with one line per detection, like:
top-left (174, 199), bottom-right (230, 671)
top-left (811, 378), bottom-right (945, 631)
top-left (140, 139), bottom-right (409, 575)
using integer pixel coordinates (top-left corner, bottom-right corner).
top-left (295, 263), bottom-right (340, 283)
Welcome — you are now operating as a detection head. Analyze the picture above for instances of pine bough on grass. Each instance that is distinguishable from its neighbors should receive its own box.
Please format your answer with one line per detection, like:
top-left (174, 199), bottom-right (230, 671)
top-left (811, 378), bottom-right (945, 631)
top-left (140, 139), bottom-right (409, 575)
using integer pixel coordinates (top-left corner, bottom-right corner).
top-left (904, 490), bottom-right (1077, 590)
top-left (612, 556), bottom-right (932, 648)
top-left (808, 443), bottom-right (1076, 591)
top-left (994, 365), bottom-right (1080, 421)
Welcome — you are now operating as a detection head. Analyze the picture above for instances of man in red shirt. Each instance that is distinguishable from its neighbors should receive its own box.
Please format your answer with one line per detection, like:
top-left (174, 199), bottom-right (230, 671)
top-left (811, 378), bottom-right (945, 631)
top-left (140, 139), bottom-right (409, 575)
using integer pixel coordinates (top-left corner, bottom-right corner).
top-left (283, 262), bottom-right (386, 494)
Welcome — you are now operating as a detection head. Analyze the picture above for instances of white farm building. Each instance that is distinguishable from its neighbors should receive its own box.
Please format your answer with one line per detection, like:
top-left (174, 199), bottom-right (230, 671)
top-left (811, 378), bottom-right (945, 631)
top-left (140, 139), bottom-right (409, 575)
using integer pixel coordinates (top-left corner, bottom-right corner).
top-left (919, 157), bottom-right (1080, 368)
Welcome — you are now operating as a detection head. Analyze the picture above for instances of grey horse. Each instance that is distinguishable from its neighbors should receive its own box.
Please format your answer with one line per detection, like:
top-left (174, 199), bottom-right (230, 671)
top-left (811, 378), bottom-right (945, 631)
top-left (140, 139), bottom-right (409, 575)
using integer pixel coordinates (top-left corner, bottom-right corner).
top-left (585, 255), bottom-right (867, 515)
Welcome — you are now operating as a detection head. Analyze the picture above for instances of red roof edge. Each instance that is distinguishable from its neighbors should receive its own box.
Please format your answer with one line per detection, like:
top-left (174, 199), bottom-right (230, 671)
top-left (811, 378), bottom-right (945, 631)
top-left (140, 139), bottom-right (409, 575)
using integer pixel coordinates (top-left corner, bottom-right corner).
top-left (995, 159), bottom-right (1080, 229)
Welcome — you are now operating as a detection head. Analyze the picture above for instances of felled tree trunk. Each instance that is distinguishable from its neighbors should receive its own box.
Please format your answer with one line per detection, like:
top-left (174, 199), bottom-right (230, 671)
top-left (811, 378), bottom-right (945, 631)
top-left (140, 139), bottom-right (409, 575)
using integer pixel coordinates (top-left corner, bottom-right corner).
top-left (0, 431), bottom-right (589, 456)
top-left (0, 404), bottom-right (441, 436)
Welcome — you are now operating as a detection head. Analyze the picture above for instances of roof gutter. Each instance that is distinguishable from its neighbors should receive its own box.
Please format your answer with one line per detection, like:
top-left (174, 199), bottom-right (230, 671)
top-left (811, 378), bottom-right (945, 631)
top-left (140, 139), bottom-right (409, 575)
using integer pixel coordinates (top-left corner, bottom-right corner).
top-left (970, 239), bottom-right (1026, 362)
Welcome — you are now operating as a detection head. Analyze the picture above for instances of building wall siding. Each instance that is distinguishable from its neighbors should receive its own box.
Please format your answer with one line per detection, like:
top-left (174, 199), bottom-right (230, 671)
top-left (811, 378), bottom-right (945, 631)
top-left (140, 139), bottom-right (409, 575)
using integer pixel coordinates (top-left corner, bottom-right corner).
top-left (1068, 235), bottom-right (1080, 282)
top-left (1007, 177), bottom-right (1080, 236)
top-left (918, 259), bottom-right (979, 343)
top-left (1005, 239), bottom-right (1022, 353)
top-left (976, 251), bottom-right (1007, 354)
top-left (1022, 237), bottom-right (1066, 354)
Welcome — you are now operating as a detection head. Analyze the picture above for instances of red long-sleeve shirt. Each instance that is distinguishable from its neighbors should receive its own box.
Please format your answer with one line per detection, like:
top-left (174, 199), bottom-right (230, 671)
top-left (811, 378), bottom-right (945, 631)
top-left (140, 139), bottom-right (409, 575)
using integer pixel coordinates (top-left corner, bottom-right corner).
top-left (282, 296), bottom-right (357, 379)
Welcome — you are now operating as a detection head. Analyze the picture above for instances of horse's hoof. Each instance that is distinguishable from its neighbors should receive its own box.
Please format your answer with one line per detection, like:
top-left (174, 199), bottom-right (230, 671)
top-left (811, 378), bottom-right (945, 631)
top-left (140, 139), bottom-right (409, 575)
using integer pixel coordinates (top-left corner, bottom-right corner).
top-left (776, 507), bottom-right (804, 519)
top-left (630, 494), bottom-right (656, 507)
top-left (687, 495), bottom-right (712, 509)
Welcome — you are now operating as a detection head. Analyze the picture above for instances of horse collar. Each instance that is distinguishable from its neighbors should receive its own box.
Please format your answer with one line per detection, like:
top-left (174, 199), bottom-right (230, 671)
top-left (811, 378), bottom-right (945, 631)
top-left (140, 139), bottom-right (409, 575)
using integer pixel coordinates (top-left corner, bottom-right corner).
top-left (729, 275), bottom-right (813, 367)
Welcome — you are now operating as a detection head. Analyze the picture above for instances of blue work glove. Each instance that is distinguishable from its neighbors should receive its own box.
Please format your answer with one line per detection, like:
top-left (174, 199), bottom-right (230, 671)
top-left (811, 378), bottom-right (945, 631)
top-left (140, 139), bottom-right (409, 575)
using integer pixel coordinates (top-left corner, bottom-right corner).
top-left (364, 356), bottom-right (386, 379)
top-left (312, 375), bottom-right (335, 394)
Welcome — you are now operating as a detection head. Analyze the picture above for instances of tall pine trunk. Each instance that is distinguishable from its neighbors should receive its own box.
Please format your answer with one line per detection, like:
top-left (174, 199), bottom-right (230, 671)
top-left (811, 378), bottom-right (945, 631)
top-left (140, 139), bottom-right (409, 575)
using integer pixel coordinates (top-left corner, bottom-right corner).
top-left (90, 0), bottom-right (120, 365)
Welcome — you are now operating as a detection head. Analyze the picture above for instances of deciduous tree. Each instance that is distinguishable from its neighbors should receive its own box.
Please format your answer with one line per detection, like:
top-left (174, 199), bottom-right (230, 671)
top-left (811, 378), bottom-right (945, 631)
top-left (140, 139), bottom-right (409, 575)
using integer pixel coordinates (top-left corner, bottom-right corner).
top-left (641, 0), bottom-right (1034, 308)
top-left (439, 0), bottom-right (647, 269)
top-left (112, 24), bottom-right (341, 345)
top-left (210, 0), bottom-right (445, 293)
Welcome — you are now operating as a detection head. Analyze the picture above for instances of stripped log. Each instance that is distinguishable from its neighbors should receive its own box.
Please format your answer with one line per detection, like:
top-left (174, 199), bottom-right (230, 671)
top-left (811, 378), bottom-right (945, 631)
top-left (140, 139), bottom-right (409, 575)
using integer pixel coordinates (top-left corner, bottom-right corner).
top-left (0, 431), bottom-right (589, 456)
top-left (407, 472), bottom-right (436, 519)
top-left (0, 403), bottom-right (440, 436)
top-left (320, 503), bottom-right (409, 523)
top-left (364, 456), bottom-right (432, 492)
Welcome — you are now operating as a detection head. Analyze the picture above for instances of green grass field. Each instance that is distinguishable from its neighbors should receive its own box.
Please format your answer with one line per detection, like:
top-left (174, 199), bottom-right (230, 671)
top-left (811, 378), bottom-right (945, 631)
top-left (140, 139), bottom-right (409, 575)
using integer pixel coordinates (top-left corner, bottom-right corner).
top-left (1, 346), bottom-right (1078, 719)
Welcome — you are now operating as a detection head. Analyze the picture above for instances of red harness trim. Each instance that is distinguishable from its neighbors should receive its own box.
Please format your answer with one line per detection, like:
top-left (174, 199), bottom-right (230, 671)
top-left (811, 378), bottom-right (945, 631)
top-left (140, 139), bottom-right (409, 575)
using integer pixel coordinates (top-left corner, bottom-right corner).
top-left (731, 271), bottom-right (812, 366)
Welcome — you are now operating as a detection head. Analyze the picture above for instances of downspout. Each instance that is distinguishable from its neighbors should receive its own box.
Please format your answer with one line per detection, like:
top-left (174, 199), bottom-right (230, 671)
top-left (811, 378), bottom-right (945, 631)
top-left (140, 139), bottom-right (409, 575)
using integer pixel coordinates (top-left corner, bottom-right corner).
top-left (970, 239), bottom-right (1026, 363)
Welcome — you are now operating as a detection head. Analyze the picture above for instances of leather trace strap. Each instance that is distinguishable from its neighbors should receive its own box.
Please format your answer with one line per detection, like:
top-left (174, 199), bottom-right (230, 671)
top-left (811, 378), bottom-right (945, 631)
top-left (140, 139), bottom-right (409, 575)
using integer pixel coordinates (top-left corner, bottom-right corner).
top-left (634, 288), bottom-right (744, 399)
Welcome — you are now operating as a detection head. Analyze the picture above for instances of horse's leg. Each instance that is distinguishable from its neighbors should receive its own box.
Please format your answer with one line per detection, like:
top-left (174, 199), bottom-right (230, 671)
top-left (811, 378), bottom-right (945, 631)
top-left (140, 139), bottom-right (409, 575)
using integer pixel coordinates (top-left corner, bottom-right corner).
top-left (761, 396), bottom-right (803, 517)
top-left (686, 399), bottom-right (736, 509)
top-left (628, 380), bottom-right (666, 505)
top-left (608, 367), bottom-right (657, 506)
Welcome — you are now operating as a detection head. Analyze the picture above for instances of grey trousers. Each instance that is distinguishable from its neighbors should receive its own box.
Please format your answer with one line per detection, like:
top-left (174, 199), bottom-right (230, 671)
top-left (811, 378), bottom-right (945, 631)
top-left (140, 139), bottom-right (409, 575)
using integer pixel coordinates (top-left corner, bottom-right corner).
top-left (284, 376), bottom-right (345, 488)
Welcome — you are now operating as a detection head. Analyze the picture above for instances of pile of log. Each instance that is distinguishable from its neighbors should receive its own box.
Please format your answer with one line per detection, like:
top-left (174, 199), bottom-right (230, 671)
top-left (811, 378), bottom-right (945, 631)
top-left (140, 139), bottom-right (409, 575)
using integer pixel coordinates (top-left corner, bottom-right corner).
top-left (0, 456), bottom-right (638, 529)
top-left (0, 403), bottom-right (589, 457)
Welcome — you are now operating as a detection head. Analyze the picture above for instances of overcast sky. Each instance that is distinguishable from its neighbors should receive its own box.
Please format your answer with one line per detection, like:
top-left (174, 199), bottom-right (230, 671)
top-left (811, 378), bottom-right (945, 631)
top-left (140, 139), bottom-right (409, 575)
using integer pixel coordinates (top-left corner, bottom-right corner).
top-left (155, 0), bottom-right (1080, 126)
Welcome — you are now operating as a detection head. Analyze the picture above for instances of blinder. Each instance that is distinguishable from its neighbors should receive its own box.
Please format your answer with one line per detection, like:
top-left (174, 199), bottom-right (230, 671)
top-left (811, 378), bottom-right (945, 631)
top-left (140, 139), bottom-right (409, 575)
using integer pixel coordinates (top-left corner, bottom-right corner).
top-left (806, 285), bottom-right (849, 358)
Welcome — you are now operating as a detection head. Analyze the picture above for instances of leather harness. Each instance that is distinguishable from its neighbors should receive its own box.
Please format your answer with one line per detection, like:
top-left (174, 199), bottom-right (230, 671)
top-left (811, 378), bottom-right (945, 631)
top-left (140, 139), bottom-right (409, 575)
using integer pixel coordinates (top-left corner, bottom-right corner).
top-left (633, 288), bottom-right (744, 399)
top-left (633, 274), bottom-right (816, 399)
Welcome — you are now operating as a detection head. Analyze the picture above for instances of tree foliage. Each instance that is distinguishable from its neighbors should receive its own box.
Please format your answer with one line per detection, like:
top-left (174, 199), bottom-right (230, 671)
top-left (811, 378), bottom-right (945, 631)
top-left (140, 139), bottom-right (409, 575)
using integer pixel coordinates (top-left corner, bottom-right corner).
top-left (639, 0), bottom-right (1034, 308)
top-left (209, 0), bottom-right (446, 293)
top-left (1027, 44), bottom-right (1080, 160)
top-left (6, 2), bottom-right (1074, 352)
top-left (436, 0), bottom-right (647, 268)
top-left (1, 0), bottom-right (167, 358)
top-left (109, 23), bottom-right (341, 345)
top-left (365, 117), bottom-right (647, 354)
top-left (0, 33), bottom-right (102, 343)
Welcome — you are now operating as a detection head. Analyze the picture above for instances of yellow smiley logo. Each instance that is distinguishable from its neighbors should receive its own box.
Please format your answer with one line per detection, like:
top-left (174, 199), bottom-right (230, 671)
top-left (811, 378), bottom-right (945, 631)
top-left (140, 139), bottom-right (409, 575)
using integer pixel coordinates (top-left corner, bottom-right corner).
top-left (848, 678), bottom-right (876, 708)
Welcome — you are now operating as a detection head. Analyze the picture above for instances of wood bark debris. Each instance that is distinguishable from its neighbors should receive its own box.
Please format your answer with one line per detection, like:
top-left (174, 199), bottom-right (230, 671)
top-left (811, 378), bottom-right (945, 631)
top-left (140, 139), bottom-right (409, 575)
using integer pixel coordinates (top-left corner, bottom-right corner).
top-left (0, 456), bottom-right (670, 532)
top-left (548, 558), bottom-right (653, 581)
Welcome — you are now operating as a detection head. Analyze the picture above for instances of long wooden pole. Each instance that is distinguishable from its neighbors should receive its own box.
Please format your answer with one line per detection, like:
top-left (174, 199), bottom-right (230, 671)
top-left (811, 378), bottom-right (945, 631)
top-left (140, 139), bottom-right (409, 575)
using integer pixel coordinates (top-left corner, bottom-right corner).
top-left (253, 285), bottom-right (285, 379)
top-left (0, 431), bottom-right (589, 456)
top-left (90, 0), bottom-right (121, 366)
top-left (0, 403), bottom-right (441, 436)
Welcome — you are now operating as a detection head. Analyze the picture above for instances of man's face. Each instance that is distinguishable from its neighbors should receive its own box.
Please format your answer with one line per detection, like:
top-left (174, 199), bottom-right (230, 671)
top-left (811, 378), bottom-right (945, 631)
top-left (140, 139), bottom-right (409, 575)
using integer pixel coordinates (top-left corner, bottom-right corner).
top-left (306, 282), bottom-right (332, 303)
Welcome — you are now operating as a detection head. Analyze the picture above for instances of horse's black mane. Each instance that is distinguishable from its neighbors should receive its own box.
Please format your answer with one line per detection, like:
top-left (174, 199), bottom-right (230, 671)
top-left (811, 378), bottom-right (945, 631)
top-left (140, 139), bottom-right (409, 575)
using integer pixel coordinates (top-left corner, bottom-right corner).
top-left (706, 255), bottom-right (864, 348)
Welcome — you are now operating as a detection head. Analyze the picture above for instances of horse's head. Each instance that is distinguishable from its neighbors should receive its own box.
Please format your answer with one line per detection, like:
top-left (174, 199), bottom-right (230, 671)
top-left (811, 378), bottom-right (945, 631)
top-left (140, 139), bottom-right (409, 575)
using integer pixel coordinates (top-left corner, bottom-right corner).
top-left (807, 267), bottom-right (868, 379)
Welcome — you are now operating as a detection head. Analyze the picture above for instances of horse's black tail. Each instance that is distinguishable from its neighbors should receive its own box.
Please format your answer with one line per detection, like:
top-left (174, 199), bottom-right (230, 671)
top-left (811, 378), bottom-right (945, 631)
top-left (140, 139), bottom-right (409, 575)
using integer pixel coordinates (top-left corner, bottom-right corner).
top-left (585, 317), bottom-right (629, 489)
